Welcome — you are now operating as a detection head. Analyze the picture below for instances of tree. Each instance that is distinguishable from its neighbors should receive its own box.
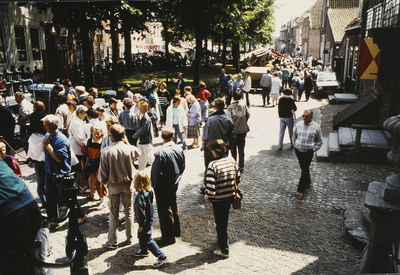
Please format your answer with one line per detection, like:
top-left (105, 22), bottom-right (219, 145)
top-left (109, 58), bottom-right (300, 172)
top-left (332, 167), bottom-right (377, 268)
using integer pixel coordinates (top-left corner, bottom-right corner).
top-left (37, 1), bottom-right (149, 90)
top-left (212, 0), bottom-right (275, 72)
top-left (120, 2), bottom-right (148, 76)
top-left (173, 0), bottom-right (223, 86)
top-left (84, 1), bottom-right (150, 90)
top-left (151, 1), bottom-right (182, 83)
top-left (36, 2), bottom-right (102, 87)
top-left (170, 0), bottom-right (275, 84)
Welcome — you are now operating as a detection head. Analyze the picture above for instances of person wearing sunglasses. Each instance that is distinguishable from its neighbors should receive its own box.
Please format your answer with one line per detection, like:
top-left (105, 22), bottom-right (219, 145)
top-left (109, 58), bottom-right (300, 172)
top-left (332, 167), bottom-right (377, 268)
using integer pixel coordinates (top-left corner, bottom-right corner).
top-left (292, 110), bottom-right (323, 200)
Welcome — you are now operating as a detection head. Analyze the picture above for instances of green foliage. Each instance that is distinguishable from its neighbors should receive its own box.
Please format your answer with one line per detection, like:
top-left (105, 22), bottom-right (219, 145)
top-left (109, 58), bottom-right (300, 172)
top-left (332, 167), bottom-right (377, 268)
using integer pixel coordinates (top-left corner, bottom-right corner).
top-left (99, 64), bottom-right (238, 98)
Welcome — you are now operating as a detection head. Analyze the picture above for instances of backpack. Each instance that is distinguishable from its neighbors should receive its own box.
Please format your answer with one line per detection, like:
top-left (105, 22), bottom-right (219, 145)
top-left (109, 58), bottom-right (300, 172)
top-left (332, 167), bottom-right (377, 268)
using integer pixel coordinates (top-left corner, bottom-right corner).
top-left (292, 78), bottom-right (300, 88)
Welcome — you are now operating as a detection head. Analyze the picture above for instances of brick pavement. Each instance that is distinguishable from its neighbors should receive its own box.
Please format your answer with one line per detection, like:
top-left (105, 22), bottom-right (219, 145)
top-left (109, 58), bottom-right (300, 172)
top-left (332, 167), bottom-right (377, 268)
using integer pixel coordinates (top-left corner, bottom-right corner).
top-left (17, 94), bottom-right (398, 274)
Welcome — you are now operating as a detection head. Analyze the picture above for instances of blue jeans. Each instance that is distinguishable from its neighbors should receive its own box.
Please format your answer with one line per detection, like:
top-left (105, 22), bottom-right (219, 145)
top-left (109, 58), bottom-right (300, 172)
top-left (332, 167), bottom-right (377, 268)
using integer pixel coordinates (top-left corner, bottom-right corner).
top-left (231, 133), bottom-right (246, 169)
top-left (0, 201), bottom-right (42, 274)
top-left (282, 79), bottom-right (289, 88)
top-left (45, 173), bottom-right (85, 220)
top-left (173, 124), bottom-right (187, 151)
top-left (199, 100), bottom-right (209, 122)
top-left (226, 94), bottom-right (232, 106)
top-left (279, 117), bottom-right (294, 148)
top-left (33, 161), bottom-right (46, 207)
top-left (20, 125), bottom-right (30, 153)
top-left (138, 226), bottom-right (165, 259)
top-left (212, 197), bottom-right (233, 254)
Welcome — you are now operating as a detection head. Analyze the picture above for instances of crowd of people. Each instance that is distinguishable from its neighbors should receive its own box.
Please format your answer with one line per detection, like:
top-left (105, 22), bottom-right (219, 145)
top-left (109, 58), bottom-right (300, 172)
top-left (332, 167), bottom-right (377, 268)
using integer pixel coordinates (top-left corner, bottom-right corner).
top-left (217, 53), bottom-right (325, 201)
top-left (0, 52), bottom-right (327, 272)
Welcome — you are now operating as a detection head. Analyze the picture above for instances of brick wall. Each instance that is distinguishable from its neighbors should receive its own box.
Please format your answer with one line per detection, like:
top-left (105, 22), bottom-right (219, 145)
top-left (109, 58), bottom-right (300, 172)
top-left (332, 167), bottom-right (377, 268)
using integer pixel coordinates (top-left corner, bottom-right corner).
top-left (308, 29), bottom-right (321, 58)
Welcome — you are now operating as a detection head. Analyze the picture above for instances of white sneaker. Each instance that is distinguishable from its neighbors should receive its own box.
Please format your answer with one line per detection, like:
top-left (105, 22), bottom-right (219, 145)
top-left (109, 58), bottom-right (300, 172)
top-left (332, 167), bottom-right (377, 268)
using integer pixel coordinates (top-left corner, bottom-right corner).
top-left (154, 257), bottom-right (167, 268)
top-left (214, 249), bottom-right (229, 258)
top-left (97, 197), bottom-right (107, 209)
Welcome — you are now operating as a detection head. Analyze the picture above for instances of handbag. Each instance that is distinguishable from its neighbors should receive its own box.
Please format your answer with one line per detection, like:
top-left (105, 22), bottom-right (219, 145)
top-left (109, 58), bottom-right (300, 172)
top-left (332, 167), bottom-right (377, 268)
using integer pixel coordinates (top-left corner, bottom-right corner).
top-left (231, 160), bottom-right (242, 210)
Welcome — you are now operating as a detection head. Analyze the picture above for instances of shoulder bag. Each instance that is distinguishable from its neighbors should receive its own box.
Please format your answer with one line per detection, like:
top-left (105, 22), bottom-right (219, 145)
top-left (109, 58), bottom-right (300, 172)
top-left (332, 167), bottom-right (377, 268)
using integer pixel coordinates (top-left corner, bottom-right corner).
top-left (231, 160), bottom-right (242, 209)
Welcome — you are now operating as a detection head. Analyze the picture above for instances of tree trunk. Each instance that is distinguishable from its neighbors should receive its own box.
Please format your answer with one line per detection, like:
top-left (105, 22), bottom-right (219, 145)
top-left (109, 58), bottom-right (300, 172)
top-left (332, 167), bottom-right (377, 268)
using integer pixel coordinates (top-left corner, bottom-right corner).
top-left (232, 40), bottom-right (240, 73)
top-left (222, 35), bottom-right (227, 69)
top-left (80, 25), bottom-right (94, 88)
top-left (123, 26), bottom-right (133, 75)
top-left (110, 17), bottom-right (119, 91)
top-left (193, 31), bottom-right (202, 86)
top-left (163, 25), bottom-right (170, 84)
top-left (204, 38), bottom-right (209, 68)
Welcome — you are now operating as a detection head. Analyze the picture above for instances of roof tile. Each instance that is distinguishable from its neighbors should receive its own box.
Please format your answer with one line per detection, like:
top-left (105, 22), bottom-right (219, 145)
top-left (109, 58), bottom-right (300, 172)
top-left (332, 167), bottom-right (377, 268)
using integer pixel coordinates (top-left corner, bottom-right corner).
top-left (328, 7), bottom-right (359, 42)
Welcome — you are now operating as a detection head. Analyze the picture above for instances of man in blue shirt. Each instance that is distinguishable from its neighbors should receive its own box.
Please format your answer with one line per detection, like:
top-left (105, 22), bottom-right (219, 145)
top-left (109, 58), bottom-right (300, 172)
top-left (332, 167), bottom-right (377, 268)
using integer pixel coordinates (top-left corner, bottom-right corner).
top-left (122, 83), bottom-right (134, 100)
top-left (42, 115), bottom-right (86, 223)
top-left (218, 68), bottom-right (228, 98)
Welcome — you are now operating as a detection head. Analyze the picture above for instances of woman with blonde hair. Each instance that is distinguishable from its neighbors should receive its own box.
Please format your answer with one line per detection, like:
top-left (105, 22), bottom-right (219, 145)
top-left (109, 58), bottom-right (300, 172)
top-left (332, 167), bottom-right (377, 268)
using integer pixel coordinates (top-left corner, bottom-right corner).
top-left (82, 124), bottom-right (104, 200)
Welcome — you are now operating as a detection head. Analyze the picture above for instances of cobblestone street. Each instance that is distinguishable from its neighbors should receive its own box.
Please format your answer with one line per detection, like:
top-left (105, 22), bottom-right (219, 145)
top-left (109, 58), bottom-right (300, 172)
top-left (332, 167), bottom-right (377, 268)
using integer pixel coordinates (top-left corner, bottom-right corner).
top-left (19, 94), bottom-right (398, 274)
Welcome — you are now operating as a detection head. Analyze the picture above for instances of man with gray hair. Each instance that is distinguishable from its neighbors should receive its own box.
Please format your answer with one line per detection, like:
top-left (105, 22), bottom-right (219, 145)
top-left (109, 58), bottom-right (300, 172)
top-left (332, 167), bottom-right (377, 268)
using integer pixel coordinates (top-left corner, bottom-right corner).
top-left (42, 115), bottom-right (87, 224)
top-left (98, 124), bottom-right (140, 250)
top-left (15, 91), bottom-right (33, 153)
top-left (292, 110), bottom-right (323, 200)
top-left (260, 69), bottom-right (273, 106)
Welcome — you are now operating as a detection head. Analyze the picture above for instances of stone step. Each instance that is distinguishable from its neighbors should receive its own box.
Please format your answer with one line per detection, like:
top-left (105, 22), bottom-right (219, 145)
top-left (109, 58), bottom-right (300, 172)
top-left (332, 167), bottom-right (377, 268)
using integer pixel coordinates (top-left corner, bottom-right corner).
top-left (328, 132), bottom-right (340, 153)
top-left (338, 127), bottom-right (391, 149)
top-left (316, 136), bottom-right (329, 160)
top-left (338, 127), bottom-right (354, 146)
top-left (329, 93), bottom-right (359, 104)
top-left (334, 93), bottom-right (359, 102)
top-left (343, 204), bottom-right (370, 250)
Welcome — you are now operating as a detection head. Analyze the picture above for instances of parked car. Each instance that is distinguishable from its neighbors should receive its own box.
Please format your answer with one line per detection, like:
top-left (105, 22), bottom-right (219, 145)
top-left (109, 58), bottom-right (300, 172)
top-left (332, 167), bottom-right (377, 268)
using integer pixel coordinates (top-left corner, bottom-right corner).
top-left (314, 72), bottom-right (341, 97)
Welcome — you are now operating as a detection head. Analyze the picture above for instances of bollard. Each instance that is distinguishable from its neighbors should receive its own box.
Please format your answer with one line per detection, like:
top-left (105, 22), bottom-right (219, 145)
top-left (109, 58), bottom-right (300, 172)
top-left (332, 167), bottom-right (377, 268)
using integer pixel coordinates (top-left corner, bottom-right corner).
top-left (360, 115), bottom-right (400, 273)
top-left (34, 173), bottom-right (89, 275)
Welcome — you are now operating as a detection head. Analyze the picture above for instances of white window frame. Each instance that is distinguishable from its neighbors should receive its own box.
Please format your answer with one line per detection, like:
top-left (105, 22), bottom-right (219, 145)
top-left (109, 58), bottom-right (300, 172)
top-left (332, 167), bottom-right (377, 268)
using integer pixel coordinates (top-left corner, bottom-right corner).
top-left (383, 0), bottom-right (400, 27)
top-left (348, 46), bottom-right (354, 78)
top-left (0, 26), bottom-right (7, 64)
top-left (30, 27), bottom-right (41, 61)
top-left (15, 26), bottom-right (28, 62)
top-left (352, 46), bottom-right (359, 81)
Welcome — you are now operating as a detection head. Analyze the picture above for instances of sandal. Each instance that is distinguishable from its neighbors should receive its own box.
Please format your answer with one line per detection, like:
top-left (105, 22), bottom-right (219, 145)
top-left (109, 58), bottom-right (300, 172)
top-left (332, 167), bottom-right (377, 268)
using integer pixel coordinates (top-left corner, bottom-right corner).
top-left (86, 195), bottom-right (94, 200)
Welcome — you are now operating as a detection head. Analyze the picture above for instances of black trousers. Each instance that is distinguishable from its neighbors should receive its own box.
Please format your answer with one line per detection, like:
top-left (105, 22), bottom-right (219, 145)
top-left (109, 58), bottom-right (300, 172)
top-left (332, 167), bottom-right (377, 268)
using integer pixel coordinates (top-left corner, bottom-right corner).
top-left (125, 129), bottom-right (137, 146)
top-left (295, 148), bottom-right (314, 193)
top-left (0, 201), bottom-right (42, 274)
top-left (154, 185), bottom-right (180, 243)
top-left (261, 87), bottom-right (271, 105)
top-left (231, 133), bottom-right (246, 169)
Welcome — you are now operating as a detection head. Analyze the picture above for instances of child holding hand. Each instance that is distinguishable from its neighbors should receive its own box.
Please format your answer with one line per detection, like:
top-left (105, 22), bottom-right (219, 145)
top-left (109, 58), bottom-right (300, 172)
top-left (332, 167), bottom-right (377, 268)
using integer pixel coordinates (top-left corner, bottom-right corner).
top-left (133, 171), bottom-right (167, 268)
top-left (0, 142), bottom-right (21, 177)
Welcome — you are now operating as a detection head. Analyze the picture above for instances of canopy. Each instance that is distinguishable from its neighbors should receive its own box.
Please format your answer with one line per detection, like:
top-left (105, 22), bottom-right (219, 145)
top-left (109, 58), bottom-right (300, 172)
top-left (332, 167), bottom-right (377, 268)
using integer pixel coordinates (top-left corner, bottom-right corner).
top-left (169, 46), bottom-right (187, 53)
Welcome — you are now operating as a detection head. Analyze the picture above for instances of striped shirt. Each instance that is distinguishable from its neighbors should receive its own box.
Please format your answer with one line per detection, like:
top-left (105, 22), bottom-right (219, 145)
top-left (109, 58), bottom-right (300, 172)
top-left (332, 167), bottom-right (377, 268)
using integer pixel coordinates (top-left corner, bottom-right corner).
top-left (293, 121), bottom-right (323, 152)
top-left (205, 156), bottom-right (237, 202)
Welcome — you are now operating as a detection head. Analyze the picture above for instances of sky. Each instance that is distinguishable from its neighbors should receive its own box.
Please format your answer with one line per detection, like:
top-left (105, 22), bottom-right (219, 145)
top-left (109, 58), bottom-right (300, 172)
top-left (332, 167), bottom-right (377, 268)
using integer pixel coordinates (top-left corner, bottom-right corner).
top-left (273, 0), bottom-right (318, 37)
